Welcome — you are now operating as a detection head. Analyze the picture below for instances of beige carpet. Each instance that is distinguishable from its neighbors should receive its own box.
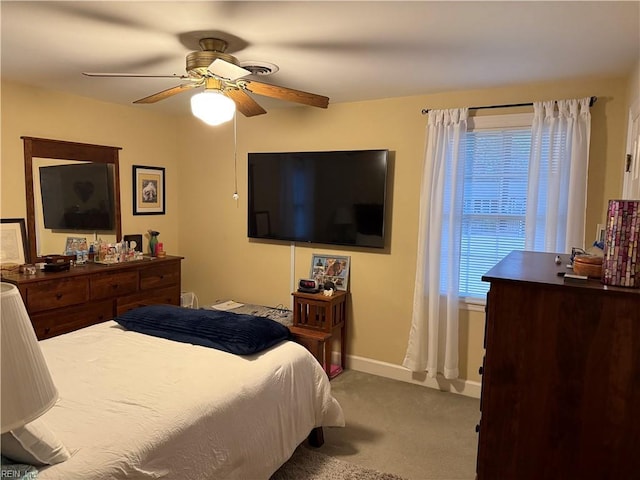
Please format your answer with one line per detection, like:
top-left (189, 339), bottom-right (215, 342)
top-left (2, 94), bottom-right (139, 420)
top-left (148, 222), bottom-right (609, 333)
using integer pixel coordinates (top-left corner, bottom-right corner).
top-left (290, 369), bottom-right (480, 480)
top-left (271, 446), bottom-right (408, 480)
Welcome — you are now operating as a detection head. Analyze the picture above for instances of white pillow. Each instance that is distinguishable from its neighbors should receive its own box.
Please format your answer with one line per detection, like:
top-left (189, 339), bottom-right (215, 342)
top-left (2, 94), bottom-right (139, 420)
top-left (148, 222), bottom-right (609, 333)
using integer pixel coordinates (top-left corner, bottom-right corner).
top-left (1, 418), bottom-right (70, 466)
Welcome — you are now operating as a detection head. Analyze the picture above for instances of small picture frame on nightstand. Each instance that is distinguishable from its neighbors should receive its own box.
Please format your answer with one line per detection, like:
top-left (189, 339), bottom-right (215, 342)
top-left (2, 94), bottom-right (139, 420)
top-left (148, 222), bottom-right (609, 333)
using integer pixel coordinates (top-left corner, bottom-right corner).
top-left (310, 254), bottom-right (350, 291)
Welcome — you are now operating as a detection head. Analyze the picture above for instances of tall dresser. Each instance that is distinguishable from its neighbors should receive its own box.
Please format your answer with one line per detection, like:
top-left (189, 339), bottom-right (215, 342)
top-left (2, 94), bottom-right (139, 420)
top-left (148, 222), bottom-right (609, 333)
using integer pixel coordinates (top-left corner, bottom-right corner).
top-left (2, 256), bottom-right (183, 340)
top-left (478, 251), bottom-right (639, 480)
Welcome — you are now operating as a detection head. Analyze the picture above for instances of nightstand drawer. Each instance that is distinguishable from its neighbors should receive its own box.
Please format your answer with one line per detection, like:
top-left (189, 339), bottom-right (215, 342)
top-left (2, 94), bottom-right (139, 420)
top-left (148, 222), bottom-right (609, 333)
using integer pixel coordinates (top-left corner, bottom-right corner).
top-left (25, 277), bottom-right (89, 312)
top-left (90, 271), bottom-right (138, 300)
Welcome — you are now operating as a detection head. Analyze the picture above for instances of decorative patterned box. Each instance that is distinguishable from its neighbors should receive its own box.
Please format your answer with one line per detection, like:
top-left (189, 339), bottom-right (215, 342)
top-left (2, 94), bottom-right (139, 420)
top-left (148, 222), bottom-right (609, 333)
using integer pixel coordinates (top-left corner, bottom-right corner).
top-left (602, 200), bottom-right (639, 287)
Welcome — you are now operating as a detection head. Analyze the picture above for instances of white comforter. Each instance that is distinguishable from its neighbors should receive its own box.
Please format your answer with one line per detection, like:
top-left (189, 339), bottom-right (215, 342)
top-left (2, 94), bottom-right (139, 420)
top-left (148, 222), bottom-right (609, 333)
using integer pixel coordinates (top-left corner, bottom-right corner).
top-left (36, 321), bottom-right (344, 479)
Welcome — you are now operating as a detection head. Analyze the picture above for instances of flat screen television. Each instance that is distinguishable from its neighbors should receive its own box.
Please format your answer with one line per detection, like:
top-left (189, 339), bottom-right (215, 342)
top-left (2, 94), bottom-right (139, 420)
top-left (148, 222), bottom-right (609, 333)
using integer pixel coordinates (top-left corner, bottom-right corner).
top-left (39, 162), bottom-right (116, 231)
top-left (248, 149), bottom-right (389, 248)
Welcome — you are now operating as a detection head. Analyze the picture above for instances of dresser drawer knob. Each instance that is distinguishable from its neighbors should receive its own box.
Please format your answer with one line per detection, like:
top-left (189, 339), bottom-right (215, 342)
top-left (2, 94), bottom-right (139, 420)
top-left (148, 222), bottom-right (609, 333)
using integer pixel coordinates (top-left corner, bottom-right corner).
top-left (478, 366), bottom-right (484, 375)
top-left (55, 293), bottom-right (63, 300)
top-left (475, 424), bottom-right (480, 433)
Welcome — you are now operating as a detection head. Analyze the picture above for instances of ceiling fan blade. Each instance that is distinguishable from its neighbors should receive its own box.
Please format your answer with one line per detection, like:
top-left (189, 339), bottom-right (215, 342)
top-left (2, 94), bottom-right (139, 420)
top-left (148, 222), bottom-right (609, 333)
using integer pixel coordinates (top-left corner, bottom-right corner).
top-left (207, 59), bottom-right (251, 81)
top-left (225, 88), bottom-right (267, 117)
top-left (242, 80), bottom-right (329, 109)
top-left (83, 72), bottom-right (189, 79)
top-left (133, 83), bottom-right (200, 104)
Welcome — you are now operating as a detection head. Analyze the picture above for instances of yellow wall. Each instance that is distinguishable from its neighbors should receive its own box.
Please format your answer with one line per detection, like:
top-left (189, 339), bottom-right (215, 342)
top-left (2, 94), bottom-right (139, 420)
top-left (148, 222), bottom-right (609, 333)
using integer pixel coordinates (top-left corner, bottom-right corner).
top-left (1, 74), bottom-right (631, 385)
top-left (1, 81), bottom-right (183, 256)
top-left (177, 75), bottom-right (630, 382)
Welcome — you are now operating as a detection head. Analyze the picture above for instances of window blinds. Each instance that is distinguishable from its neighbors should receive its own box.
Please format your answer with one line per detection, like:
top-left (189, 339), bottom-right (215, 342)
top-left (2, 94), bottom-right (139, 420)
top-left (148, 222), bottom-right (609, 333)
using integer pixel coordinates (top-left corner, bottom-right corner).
top-left (458, 127), bottom-right (532, 298)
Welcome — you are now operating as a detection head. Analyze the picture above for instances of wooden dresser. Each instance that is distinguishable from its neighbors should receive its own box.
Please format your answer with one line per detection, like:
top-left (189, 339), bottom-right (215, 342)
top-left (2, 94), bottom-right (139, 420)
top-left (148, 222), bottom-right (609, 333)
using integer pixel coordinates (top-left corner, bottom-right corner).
top-left (1, 256), bottom-right (183, 340)
top-left (477, 251), bottom-right (639, 480)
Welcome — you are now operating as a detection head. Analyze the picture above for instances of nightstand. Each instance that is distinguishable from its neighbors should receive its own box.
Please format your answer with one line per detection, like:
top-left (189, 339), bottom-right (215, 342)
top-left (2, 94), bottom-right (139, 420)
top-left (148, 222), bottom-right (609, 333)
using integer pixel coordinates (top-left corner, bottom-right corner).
top-left (291, 290), bottom-right (347, 378)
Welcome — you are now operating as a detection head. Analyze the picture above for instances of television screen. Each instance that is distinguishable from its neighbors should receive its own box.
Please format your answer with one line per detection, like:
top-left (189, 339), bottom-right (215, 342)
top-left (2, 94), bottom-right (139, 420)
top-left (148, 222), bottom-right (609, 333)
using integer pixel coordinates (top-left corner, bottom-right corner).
top-left (40, 163), bottom-right (116, 231)
top-left (248, 149), bottom-right (388, 248)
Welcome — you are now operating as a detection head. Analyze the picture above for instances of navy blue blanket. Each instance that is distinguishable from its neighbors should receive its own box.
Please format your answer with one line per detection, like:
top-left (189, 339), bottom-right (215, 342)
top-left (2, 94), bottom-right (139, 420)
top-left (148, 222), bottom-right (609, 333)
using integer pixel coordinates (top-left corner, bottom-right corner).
top-left (113, 305), bottom-right (291, 355)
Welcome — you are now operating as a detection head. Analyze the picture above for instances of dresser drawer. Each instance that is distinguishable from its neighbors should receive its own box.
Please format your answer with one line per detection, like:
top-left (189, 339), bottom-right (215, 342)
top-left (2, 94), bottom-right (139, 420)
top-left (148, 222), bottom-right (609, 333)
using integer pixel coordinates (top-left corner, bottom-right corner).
top-left (24, 277), bottom-right (89, 313)
top-left (90, 270), bottom-right (138, 300)
top-left (139, 262), bottom-right (180, 290)
top-left (116, 285), bottom-right (181, 315)
top-left (31, 300), bottom-right (113, 339)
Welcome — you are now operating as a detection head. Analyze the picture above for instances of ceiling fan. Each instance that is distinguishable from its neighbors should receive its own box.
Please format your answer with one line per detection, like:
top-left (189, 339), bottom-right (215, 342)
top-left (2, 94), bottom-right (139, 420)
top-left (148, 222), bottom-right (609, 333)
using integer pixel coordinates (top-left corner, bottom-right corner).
top-left (83, 37), bottom-right (329, 118)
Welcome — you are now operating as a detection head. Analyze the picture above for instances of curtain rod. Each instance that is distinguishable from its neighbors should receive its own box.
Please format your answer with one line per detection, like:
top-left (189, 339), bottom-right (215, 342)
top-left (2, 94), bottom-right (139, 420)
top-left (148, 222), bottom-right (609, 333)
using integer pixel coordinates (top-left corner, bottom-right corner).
top-left (421, 96), bottom-right (597, 115)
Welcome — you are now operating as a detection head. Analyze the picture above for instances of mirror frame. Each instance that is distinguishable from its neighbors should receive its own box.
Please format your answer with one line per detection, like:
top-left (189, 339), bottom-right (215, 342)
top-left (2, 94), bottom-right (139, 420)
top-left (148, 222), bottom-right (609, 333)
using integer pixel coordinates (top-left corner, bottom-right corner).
top-left (22, 137), bottom-right (122, 263)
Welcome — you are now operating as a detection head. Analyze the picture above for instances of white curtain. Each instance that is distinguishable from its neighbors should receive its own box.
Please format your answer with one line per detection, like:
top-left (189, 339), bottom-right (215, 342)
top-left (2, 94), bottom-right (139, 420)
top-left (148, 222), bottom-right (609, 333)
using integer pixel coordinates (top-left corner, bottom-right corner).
top-left (403, 108), bottom-right (467, 379)
top-left (525, 98), bottom-right (592, 252)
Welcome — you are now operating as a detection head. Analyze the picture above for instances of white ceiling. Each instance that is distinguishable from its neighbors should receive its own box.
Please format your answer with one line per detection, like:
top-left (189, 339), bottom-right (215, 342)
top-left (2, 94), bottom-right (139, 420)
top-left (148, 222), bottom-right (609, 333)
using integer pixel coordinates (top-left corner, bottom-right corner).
top-left (1, 1), bottom-right (638, 116)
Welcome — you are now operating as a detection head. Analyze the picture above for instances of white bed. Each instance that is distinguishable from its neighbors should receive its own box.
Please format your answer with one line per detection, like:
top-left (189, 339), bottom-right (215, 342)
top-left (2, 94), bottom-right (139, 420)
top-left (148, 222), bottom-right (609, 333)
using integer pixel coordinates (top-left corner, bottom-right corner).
top-left (34, 320), bottom-right (344, 479)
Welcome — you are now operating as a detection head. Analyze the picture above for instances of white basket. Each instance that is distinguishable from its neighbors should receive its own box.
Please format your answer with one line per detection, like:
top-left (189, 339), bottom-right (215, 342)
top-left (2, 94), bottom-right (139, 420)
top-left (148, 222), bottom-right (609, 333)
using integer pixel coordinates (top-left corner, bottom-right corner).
top-left (180, 292), bottom-right (197, 309)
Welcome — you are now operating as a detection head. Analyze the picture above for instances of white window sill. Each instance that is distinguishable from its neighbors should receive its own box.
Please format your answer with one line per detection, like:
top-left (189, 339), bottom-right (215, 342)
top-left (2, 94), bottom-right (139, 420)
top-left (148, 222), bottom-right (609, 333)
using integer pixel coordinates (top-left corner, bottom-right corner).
top-left (459, 297), bottom-right (486, 312)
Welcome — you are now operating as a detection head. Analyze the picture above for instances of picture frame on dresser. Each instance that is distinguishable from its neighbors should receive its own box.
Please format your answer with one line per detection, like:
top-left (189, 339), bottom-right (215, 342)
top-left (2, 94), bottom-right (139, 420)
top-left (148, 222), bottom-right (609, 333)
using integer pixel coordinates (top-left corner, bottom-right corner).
top-left (124, 234), bottom-right (144, 252)
top-left (65, 236), bottom-right (88, 254)
top-left (133, 165), bottom-right (165, 215)
top-left (1, 218), bottom-right (29, 265)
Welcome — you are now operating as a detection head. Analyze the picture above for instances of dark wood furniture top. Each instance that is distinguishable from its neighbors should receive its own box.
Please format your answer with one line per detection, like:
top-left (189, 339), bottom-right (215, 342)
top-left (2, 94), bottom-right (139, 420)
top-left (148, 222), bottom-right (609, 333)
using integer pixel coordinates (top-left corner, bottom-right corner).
top-left (482, 250), bottom-right (640, 294)
top-left (2, 255), bottom-right (182, 340)
top-left (477, 250), bottom-right (639, 480)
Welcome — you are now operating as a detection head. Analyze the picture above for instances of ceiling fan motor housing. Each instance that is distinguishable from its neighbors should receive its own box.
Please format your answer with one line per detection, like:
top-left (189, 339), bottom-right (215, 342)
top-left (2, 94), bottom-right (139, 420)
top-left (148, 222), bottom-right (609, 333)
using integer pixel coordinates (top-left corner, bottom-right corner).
top-left (187, 38), bottom-right (241, 76)
top-left (187, 51), bottom-right (241, 76)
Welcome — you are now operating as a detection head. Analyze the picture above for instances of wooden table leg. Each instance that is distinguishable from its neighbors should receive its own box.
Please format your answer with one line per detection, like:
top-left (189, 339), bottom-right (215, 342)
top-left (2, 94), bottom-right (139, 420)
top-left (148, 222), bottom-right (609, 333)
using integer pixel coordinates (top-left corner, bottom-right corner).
top-left (324, 337), bottom-right (332, 376)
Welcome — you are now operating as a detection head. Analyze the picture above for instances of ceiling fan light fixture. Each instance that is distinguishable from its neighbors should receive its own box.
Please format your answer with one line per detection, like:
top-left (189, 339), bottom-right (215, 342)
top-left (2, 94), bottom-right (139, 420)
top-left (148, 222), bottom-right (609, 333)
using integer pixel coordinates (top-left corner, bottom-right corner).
top-left (190, 90), bottom-right (236, 126)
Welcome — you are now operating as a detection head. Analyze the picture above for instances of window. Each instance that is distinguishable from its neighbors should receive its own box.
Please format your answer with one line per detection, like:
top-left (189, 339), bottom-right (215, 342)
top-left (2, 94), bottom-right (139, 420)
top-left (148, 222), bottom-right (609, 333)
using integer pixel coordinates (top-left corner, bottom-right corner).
top-left (459, 114), bottom-right (533, 299)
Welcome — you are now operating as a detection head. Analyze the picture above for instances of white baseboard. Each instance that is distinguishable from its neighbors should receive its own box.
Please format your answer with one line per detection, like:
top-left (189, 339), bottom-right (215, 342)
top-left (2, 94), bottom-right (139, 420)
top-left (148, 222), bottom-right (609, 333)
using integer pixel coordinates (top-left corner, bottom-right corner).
top-left (332, 352), bottom-right (481, 399)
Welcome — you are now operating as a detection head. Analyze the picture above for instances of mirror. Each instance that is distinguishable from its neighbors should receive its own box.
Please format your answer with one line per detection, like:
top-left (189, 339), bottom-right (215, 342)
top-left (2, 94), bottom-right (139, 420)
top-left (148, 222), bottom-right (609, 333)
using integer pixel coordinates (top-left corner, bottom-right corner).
top-left (22, 137), bottom-right (122, 262)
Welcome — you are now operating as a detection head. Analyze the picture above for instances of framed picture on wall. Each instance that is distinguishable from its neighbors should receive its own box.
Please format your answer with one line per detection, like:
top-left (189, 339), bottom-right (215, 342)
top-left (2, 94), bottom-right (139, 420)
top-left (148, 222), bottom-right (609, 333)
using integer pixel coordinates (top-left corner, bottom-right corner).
top-left (596, 223), bottom-right (606, 244)
top-left (1, 218), bottom-right (28, 265)
top-left (133, 165), bottom-right (165, 215)
top-left (309, 254), bottom-right (351, 291)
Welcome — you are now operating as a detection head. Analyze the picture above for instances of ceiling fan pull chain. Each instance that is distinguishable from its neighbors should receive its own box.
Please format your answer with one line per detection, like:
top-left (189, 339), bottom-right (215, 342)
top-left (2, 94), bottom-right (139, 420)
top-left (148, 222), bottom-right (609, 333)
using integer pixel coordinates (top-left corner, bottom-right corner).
top-left (232, 113), bottom-right (239, 202)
